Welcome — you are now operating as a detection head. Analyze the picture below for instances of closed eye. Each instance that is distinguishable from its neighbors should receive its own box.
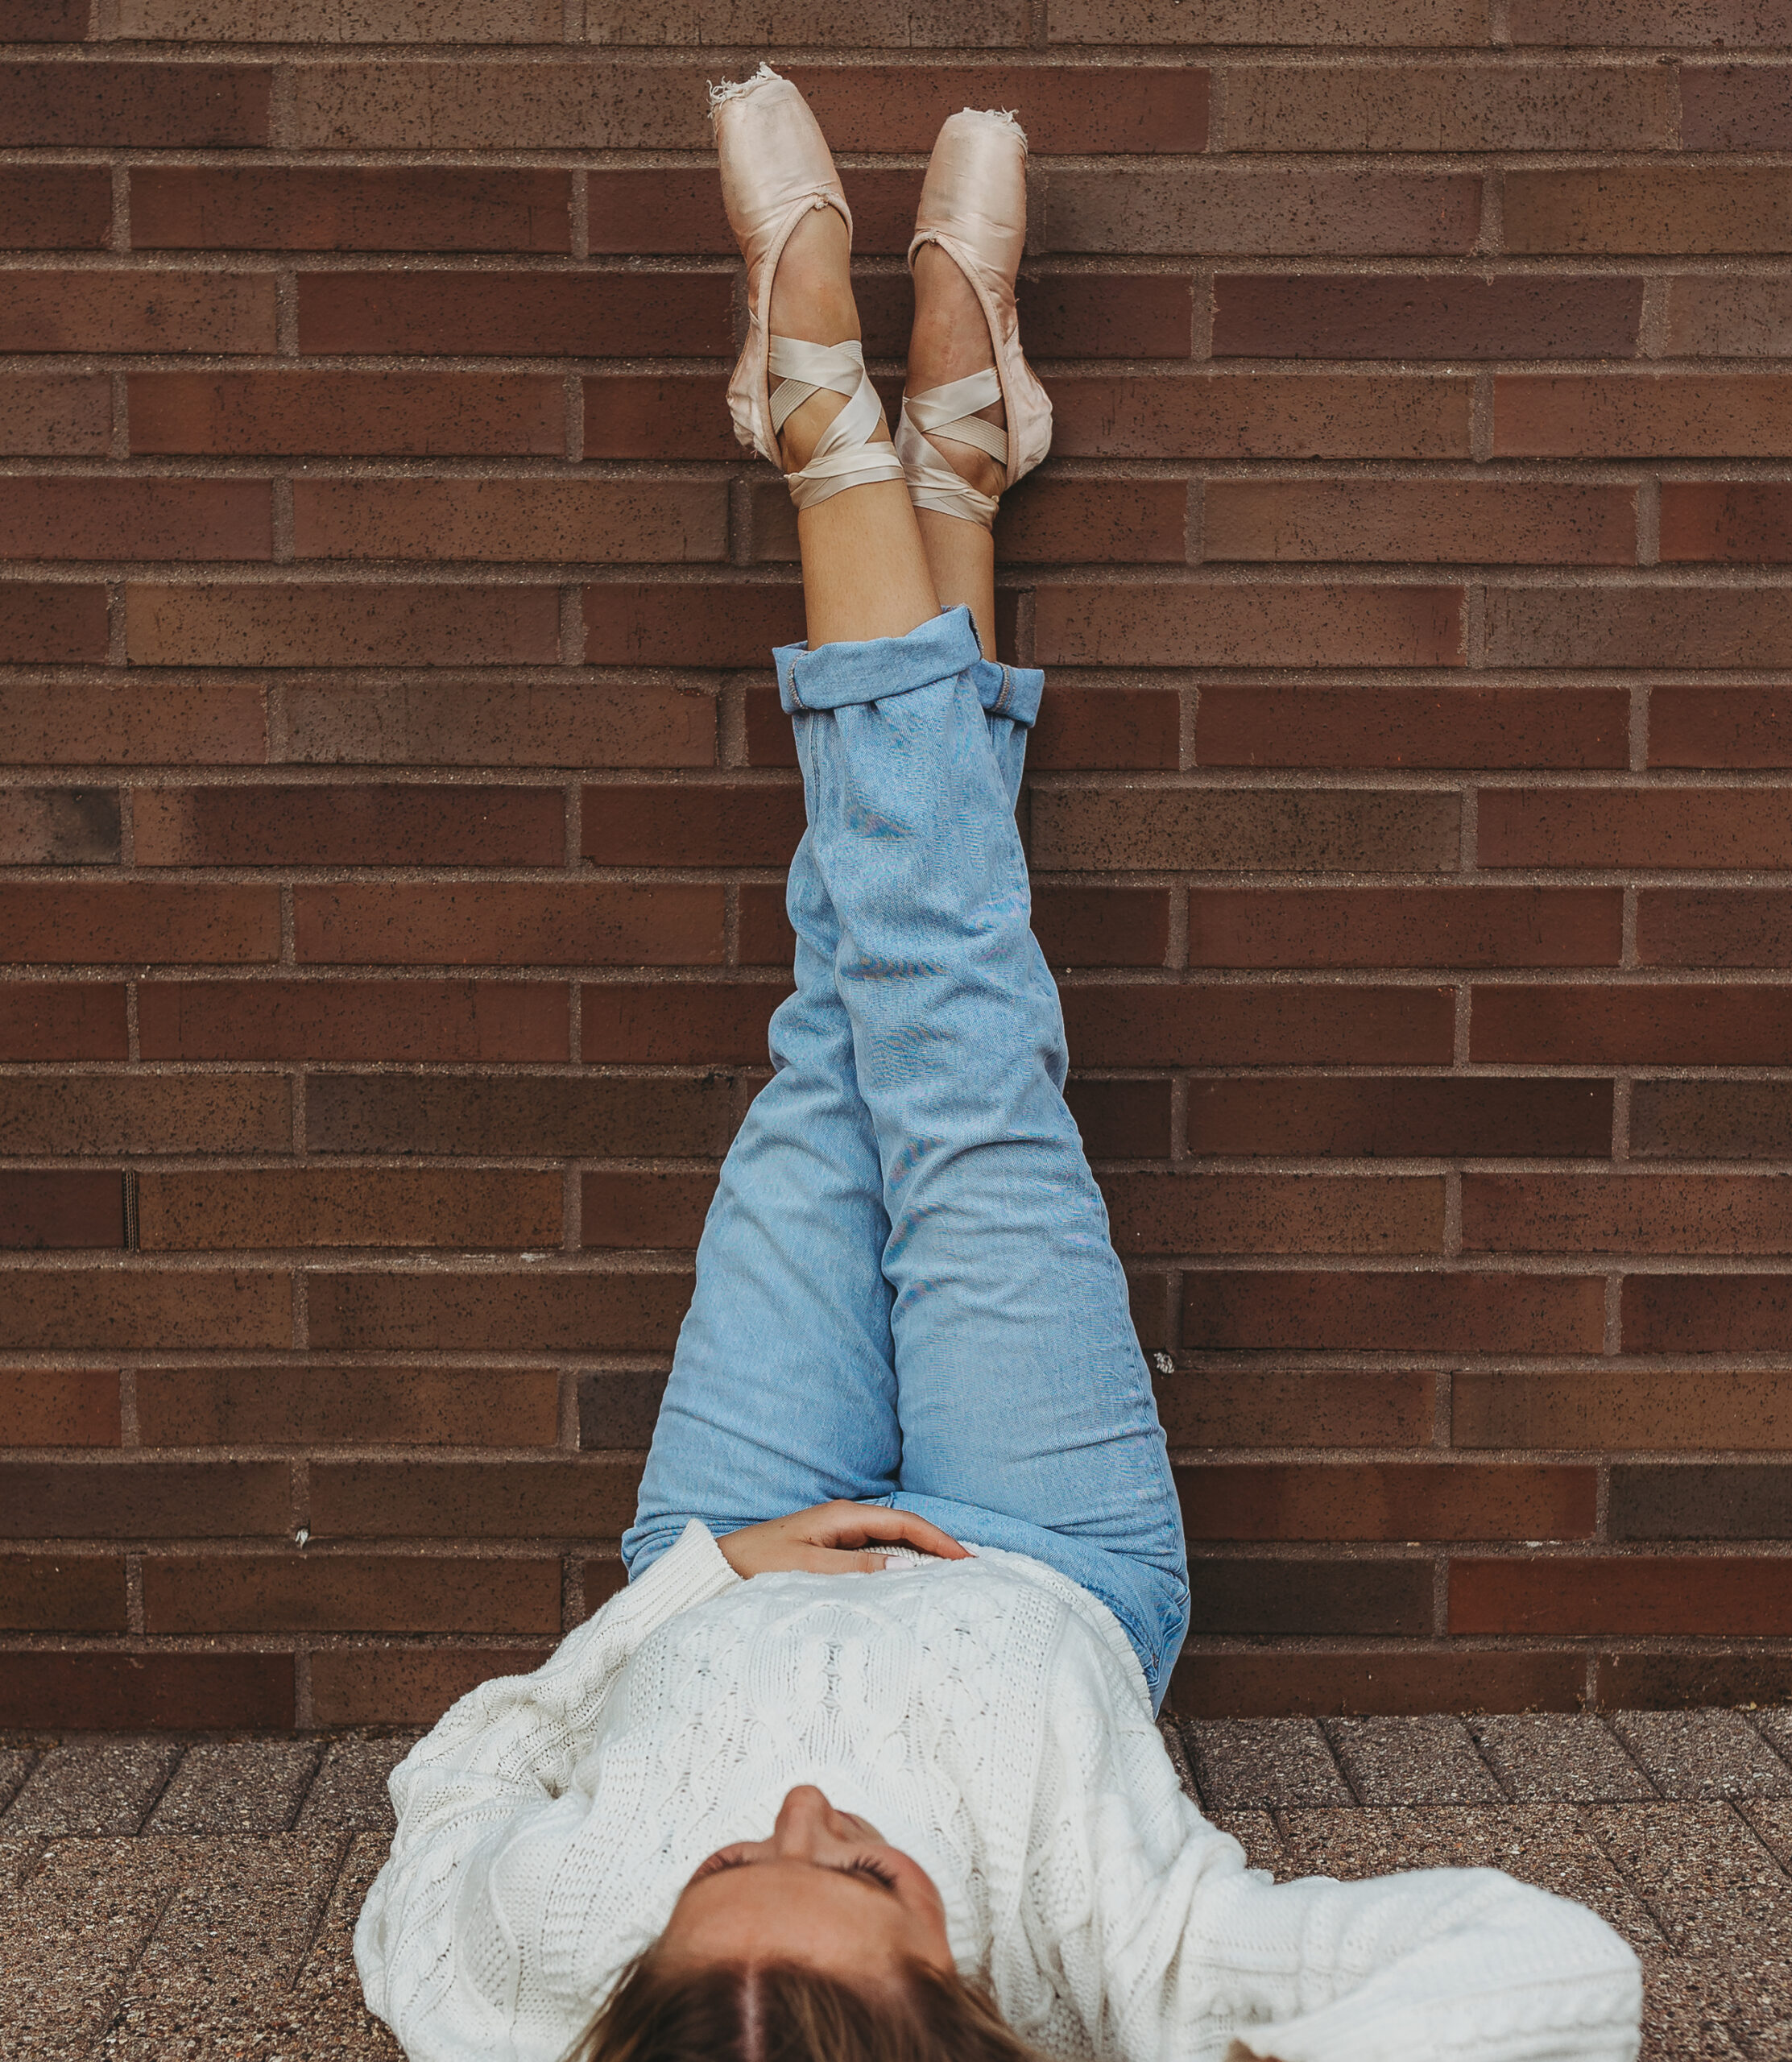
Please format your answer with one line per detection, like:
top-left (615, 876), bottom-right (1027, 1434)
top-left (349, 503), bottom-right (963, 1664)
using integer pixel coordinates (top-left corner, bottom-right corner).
top-left (688, 1852), bottom-right (898, 1894)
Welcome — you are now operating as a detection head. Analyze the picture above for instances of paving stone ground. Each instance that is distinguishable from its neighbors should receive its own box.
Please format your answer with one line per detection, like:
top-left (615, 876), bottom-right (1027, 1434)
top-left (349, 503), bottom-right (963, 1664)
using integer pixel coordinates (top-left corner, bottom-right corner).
top-left (2, 1712), bottom-right (1789, 2058)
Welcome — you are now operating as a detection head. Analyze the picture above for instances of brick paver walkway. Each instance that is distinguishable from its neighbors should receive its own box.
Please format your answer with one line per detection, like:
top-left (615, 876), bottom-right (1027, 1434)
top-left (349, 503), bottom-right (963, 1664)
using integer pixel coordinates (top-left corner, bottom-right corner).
top-left (2, 1712), bottom-right (1789, 2059)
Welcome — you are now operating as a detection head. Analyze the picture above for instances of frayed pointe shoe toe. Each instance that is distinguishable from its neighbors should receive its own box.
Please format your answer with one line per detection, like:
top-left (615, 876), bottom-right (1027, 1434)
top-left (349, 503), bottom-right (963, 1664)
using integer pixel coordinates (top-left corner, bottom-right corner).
top-left (710, 64), bottom-right (905, 509)
top-left (900, 107), bottom-right (1053, 528)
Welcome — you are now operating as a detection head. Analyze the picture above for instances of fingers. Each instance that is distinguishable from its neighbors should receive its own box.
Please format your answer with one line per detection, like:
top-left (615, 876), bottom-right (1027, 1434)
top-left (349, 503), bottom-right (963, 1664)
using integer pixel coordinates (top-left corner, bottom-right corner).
top-left (809, 1502), bottom-right (970, 1559)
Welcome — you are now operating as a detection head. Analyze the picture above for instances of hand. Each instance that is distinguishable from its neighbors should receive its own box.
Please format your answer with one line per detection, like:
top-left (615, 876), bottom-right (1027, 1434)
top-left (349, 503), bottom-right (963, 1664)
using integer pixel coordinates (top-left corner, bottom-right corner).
top-left (717, 1501), bottom-right (970, 1579)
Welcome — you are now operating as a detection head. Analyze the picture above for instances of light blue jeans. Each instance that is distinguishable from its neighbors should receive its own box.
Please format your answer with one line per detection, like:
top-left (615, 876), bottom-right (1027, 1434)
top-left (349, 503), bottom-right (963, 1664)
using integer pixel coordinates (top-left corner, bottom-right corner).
top-left (623, 607), bottom-right (1190, 1710)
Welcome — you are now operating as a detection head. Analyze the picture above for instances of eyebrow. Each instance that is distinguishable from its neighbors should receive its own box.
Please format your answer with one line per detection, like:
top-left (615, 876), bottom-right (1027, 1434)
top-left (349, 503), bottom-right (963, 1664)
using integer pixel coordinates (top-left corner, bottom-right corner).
top-left (695, 1856), bottom-right (898, 1898)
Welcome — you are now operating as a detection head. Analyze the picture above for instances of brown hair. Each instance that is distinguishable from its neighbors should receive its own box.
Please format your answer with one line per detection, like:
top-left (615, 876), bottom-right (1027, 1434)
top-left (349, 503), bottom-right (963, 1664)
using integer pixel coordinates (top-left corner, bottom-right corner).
top-left (575, 1954), bottom-right (1046, 2062)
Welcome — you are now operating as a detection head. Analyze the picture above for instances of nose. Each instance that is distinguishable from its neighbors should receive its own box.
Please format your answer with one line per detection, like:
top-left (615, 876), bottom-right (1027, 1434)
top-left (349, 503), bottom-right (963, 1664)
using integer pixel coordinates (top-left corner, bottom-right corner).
top-left (770, 1783), bottom-right (836, 1856)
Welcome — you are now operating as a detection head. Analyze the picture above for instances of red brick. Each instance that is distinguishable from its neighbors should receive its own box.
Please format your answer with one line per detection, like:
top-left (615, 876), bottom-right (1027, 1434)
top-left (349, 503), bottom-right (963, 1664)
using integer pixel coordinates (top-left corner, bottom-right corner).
top-left (0, 1460), bottom-right (288, 1536)
top-left (1033, 789), bottom-right (1457, 871)
top-left (0, 788), bottom-right (118, 864)
top-left (1182, 1555), bottom-right (1433, 1636)
top-left (133, 164), bottom-right (572, 251)
top-left (137, 1168), bottom-right (561, 1251)
top-left (0, 1173), bottom-right (122, 1251)
top-left (298, 269), bottom-right (731, 356)
top-left (1509, 1), bottom-right (1792, 42)
top-left (0, 164), bottom-right (108, 248)
top-left (1465, 1174), bottom-right (1792, 1256)
top-left (1049, 374), bottom-right (1471, 459)
top-left (1063, 984), bottom-right (1454, 1066)
top-left (0, 985), bottom-right (126, 1061)
top-left (584, 582), bottom-right (804, 668)
top-left (734, 884), bottom-right (794, 966)
top-left (0, 885), bottom-right (276, 965)
top-left (1227, 62), bottom-right (1671, 151)
top-left (1650, 689), bottom-right (1792, 768)
top-left (1481, 789), bottom-right (1792, 868)
top-left (1212, 272), bottom-right (1641, 359)
top-left (0, 1077), bottom-right (285, 1157)
top-left (131, 372), bottom-right (564, 458)
top-left (577, 1375), bottom-right (666, 1452)
top-left (581, 375), bottom-right (737, 462)
top-left (0, 479), bottom-right (272, 562)
top-left (1451, 1557), bottom-right (1792, 1637)
top-left (1033, 583), bottom-right (1463, 667)
top-left (1185, 888), bottom-right (1621, 969)
top-left (284, 681), bottom-right (712, 769)
top-left (0, 374), bottom-right (110, 456)
top-left (0, 1371), bottom-right (121, 1447)
top-left (1596, 1650), bottom-right (1792, 1712)
top-left (1051, 0), bottom-right (1485, 43)
top-left (135, 783), bottom-right (562, 867)
top-left (1486, 586), bottom-right (1792, 669)
top-left (1495, 375), bottom-right (1792, 457)
top-left (1183, 1271), bottom-right (1607, 1353)
top-left (1186, 1077), bottom-right (1613, 1159)
top-left (993, 478), bottom-right (1188, 565)
top-left (0, 681), bottom-right (267, 764)
top-left (305, 1070), bottom-right (734, 1158)
top-left (1455, 1369), bottom-right (1792, 1454)
top-left (1665, 276), bottom-right (1792, 358)
top-left (1034, 888), bottom-right (1173, 969)
top-left (1017, 273), bottom-right (1194, 360)
top-left (0, 0), bottom-right (86, 34)
top-left (1196, 686), bottom-right (1629, 770)
top-left (1661, 482), bottom-right (1792, 563)
top-left (1506, 168), bottom-right (1792, 255)
top-left (311, 1457), bottom-right (639, 1538)
top-left (0, 1651), bottom-right (292, 1729)
top-left (0, 271), bottom-right (274, 353)
top-left (294, 883), bottom-right (722, 967)
top-left (0, 1272), bottom-right (290, 1352)
top-left (1178, 1462), bottom-right (1595, 1542)
top-left (118, 0), bottom-right (559, 32)
top-left (579, 1170), bottom-right (714, 1249)
top-left (1611, 1462), bottom-right (1792, 1540)
top-left (138, 979), bottom-right (567, 1062)
top-left (126, 583), bottom-right (560, 667)
top-left (1065, 1079), bottom-right (1174, 1159)
top-left (581, 981), bottom-right (785, 1062)
top-left (307, 1269), bottom-right (689, 1352)
top-left (1157, 1366), bottom-right (1432, 1448)
top-left (1170, 1646), bottom-right (1582, 1720)
top-left (1624, 1274), bottom-right (1792, 1356)
top-left (143, 1553), bottom-right (558, 1633)
top-left (786, 64), bottom-right (1206, 152)
top-left (0, 1556), bottom-right (126, 1633)
top-left (297, 478), bottom-right (725, 565)
top-left (0, 60), bottom-right (268, 143)
top-left (1632, 1080), bottom-right (1792, 1160)
top-left (1204, 481), bottom-right (1636, 565)
top-left (138, 1367), bottom-right (561, 1447)
top-left (1471, 985), bottom-right (1792, 1065)
top-left (581, 783), bottom-right (804, 867)
top-left (1643, 890), bottom-right (1792, 967)
top-left (0, 583), bottom-right (106, 663)
top-left (1103, 1172), bottom-right (1442, 1255)
top-left (1044, 169), bottom-right (1480, 257)
top-left (308, 1646), bottom-right (555, 1726)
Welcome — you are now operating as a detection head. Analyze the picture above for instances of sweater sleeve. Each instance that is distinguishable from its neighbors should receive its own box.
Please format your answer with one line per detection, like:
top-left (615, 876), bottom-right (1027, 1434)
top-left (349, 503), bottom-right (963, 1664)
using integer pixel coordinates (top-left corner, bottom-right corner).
top-left (1018, 1629), bottom-right (1642, 2062)
top-left (353, 1520), bottom-right (741, 2062)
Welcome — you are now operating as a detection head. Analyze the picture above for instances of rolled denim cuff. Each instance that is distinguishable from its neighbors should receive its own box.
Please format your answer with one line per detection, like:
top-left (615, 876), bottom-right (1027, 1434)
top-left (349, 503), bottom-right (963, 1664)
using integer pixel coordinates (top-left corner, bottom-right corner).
top-left (775, 603), bottom-right (1043, 729)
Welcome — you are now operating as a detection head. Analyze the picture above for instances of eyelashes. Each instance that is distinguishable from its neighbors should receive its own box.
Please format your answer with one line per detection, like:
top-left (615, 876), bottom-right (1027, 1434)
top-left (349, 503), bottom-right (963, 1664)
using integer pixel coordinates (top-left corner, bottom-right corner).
top-left (693, 1851), bottom-right (900, 1891)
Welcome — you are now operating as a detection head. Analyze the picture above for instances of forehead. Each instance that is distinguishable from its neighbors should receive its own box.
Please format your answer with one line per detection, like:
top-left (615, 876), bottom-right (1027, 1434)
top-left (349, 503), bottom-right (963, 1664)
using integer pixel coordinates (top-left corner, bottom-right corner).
top-left (664, 1860), bottom-right (907, 1967)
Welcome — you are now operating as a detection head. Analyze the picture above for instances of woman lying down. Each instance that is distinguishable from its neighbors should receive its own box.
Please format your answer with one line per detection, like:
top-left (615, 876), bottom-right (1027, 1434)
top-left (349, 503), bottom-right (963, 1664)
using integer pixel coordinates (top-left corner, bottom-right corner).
top-left (354, 68), bottom-right (1643, 2062)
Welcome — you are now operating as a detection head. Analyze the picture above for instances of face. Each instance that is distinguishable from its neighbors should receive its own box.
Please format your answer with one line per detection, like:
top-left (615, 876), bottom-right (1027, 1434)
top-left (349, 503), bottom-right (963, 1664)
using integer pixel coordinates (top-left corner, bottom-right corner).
top-left (656, 1784), bottom-right (955, 1984)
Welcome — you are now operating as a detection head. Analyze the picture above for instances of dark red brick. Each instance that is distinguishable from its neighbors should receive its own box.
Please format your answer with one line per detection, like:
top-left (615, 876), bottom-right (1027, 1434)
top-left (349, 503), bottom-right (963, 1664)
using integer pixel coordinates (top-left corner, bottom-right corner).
top-left (138, 980), bottom-right (568, 1062)
top-left (135, 783), bottom-right (563, 867)
top-left (1018, 271), bottom-right (1194, 359)
top-left (295, 883), bottom-right (722, 967)
top-left (1610, 1464), bottom-right (1792, 1541)
top-left (1662, 481), bottom-right (1792, 563)
top-left (0, 1), bottom-right (86, 35)
top-left (1062, 985), bottom-right (1453, 1066)
top-left (0, 1460), bottom-right (288, 1538)
top-left (298, 269), bottom-right (732, 356)
top-left (307, 1269), bottom-right (690, 1352)
top-left (0, 479), bottom-right (271, 562)
top-left (138, 1367), bottom-right (561, 1447)
top-left (585, 582), bottom-right (804, 668)
top-left (1455, 1368), bottom-right (1792, 1455)
top-left (0, 1652), bottom-right (293, 1729)
top-left (0, 885), bottom-right (276, 965)
top-left (1196, 686), bottom-right (1628, 770)
top-left (1049, 372), bottom-right (1471, 460)
top-left (0, 1173), bottom-right (122, 1250)
top-left (1472, 986), bottom-right (1792, 1065)
top-left (582, 375), bottom-right (738, 462)
top-left (131, 372), bottom-right (565, 457)
top-left (0, 165), bottom-right (109, 248)
top-left (1184, 1271), bottom-right (1606, 1352)
top-left (580, 981), bottom-right (786, 1063)
top-left (0, 985), bottom-right (126, 1061)
top-left (0, 583), bottom-right (106, 663)
top-left (1624, 1274), bottom-right (1792, 1356)
top-left (310, 1458), bottom-right (640, 1538)
top-left (137, 1167), bottom-right (560, 1252)
top-left (1034, 582), bottom-right (1465, 669)
top-left (995, 478), bottom-right (1188, 564)
top-left (788, 64), bottom-right (1206, 153)
top-left (1185, 888), bottom-right (1620, 968)
top-left (582, 783), bottom-right (803, 867)
top-left (1177, 1462), bottom-right (1595, 1541)
top-left (127, 582), bottom-right (560, 668)
top-left (1632, 1081), bottom-right (1792, 1161)
top-left (132, 164), bottom-right (572, 251)
top-left (0, 60), bottom-right (269, 145)
top-left (1452, 1557), bottom-right (1792, 1637)
top-left (582, 1170), bottom-right (714, 1249)
top-left (310, 1646), bottom-right (556, 1725)
top-left (1465, 1174), bottom-right (1792, 1255)
top-left (0, 1555), bottom-right (126, 1633)
top-left (1641, 890), bottom-right (1792, 967)
top-left (1066, 1079), bottom-right (1174, 1159)
top-left (0, 1371), bottom-right (121, 1448)
top-left (305, 1070), bottom-right (735, 1158)
top-left (0, 785), bottom-right (118, 865)
top-left (0, 271), bottom-right (274, 354)
top-left (144, 1553), bottom-right (558, 1633)
top-left (1212, 273), bottom-right (1642, 360)
top-left (1481, 789), bottom-right (1792, 868)
top-left (1597, 1650), bottom-right (1792, 1712)
top-left (1104, 1172), bottom-right (1442, 1256)
top-left (1651, 689), bottom-right (1792, 768)
top-left (1157, 1367), bottom-right (1433, 1450)
top-left (1171, 1646), bottom-right (1582, 1720)
top-left (1034, 888), bottom-right (1173, 970)
top-left (1682, 63), bottom-right (1792, 147)
top-left (1205, 479), bottom-right (1635, 565)
top-left (1183, 1555), bottom-right (1433, 1636)
top-left (1186, 1077), bottom-right (1612, 1158)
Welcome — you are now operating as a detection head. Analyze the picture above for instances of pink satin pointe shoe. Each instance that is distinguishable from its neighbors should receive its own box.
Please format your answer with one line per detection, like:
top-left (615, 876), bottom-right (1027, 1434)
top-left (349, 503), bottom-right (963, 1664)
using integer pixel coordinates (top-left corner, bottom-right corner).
top-left (900, 108), bottom-right (1054, 529)
top-left (710, 64), bottom-right (906, 510)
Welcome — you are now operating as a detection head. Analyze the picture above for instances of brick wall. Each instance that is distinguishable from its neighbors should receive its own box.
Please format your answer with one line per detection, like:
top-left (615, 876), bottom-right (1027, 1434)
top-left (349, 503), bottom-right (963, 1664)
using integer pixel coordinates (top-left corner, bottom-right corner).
top-left (2, 2), bottom-right (1791, 1731)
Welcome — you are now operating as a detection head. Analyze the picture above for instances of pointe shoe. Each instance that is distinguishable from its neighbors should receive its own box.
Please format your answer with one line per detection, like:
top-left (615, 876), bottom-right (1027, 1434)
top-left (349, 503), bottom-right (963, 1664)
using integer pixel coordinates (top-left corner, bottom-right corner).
top-left (710, 64), bottom-right (906, 510)
top-left (899, 107), bottom-right (1053, 529)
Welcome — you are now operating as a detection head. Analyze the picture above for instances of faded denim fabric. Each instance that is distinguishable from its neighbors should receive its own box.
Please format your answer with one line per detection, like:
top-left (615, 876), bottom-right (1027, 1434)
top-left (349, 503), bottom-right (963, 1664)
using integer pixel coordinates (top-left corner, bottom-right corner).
top-left (623, 606), bottom-right (1190, 1710)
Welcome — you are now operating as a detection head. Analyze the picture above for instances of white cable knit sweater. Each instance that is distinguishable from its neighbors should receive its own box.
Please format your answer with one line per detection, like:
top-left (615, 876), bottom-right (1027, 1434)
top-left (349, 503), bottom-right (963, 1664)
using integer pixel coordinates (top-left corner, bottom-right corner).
top-left (354, 1521), bottom-right (1641, 2062)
